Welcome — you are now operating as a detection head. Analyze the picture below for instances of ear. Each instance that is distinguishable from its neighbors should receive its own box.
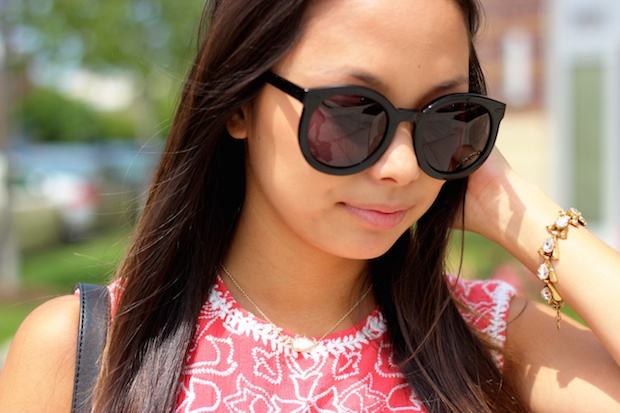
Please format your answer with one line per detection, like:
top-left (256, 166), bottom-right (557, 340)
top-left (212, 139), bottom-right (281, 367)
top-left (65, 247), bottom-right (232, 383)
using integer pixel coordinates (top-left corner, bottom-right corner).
top-left (226, 107), bottom-right (250, 140)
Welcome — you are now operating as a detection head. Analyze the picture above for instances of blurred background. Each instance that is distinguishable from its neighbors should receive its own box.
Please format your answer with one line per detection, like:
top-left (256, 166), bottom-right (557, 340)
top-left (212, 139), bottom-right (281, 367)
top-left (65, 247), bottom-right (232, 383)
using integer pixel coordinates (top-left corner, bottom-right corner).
top-left (0, 0), bottom-right (619, 368)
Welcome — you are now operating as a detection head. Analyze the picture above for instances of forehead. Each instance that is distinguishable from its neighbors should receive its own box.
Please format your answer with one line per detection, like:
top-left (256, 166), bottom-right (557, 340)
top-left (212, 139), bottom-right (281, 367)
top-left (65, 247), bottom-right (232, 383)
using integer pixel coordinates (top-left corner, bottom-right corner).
top-left (276, 0), bottom-right (470, 100)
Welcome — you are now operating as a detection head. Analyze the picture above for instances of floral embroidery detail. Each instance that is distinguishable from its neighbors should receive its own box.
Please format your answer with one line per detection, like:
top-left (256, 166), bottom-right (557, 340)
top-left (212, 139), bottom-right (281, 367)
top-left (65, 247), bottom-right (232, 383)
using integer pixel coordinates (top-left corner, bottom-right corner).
top-left (386, 383), bottom-right (424, 411)
top-left (332, 350), bottom-right (363, 380)
top-left (175, 377), bottom-right (221, 413)
top-left (208, 279), bottom-right (387, 359)
top-left (104, 275), bottom-right (515, 412)
top-left (447, 274), bottom-right (515, 367)
top-left (223, 374), bottom-right (277, 413)
top-left (251, 347), bottom-right (283, 385)
top-left (183, 336), bottom-right (238, 377)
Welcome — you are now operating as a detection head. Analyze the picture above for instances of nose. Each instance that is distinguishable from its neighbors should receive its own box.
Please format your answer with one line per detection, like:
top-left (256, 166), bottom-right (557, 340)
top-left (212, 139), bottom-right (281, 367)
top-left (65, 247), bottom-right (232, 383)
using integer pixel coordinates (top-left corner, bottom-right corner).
top-left (367, 122), bottom-right (421, 185)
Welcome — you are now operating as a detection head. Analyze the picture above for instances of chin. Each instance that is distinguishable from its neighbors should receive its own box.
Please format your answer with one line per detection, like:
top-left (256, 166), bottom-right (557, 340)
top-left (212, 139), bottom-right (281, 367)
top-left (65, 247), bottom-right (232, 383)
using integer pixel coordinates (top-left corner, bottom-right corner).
top-left (337, 236), bottom-right (404, 261)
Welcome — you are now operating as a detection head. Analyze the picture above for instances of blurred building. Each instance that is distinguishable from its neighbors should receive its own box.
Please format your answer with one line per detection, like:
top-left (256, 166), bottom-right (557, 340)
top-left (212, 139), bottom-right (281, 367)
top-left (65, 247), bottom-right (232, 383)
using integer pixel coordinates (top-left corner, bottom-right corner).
top-left (477, 0), bottom-right (546, 108)
top-left (477, 0), bottom-right (620, 248)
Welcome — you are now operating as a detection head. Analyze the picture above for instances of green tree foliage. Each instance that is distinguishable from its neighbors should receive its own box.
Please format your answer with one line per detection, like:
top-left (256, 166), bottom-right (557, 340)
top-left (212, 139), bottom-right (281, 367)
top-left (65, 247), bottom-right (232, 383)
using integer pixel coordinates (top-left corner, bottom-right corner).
top-left (96, 111), bottom-right (139, 141)
top-left (16, 87), bottom-right (137, 142)
top-left (1, 0), bottom-right (205, 142)
top-left (17, 88), bottom-right (96, 142)
top-left (3, 0), bottom-right (204, 76)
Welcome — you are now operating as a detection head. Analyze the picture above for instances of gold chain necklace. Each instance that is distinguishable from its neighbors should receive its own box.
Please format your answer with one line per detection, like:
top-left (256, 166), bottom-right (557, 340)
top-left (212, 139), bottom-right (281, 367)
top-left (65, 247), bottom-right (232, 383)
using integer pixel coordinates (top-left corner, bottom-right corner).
top-left (220, 264), bottom-right (373, 353)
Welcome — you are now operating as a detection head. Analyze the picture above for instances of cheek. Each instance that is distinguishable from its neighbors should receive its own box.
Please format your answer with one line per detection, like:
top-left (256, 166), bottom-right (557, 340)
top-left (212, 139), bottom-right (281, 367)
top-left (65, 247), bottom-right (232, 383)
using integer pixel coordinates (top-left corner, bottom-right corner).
top-left (244, 91), bottom-right (332, 222)
top-left (407, 178), bottom-right (446, 222)
top-left (246, 90), bottom-right (306, 174)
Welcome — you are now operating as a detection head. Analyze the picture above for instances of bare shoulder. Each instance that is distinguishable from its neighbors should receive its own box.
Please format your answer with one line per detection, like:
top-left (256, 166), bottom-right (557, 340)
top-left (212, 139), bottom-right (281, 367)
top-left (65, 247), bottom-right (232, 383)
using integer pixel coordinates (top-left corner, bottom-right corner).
top-left (0, 295), bottom-right (79, 413)
top-left (504, 296), bottom-right (620, 411)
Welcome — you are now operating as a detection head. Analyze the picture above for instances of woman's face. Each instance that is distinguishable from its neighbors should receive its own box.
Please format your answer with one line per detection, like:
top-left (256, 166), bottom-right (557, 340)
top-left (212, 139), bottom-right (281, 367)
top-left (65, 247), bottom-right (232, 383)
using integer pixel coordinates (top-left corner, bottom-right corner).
top-left (231, 0), bottom-right (470, 260)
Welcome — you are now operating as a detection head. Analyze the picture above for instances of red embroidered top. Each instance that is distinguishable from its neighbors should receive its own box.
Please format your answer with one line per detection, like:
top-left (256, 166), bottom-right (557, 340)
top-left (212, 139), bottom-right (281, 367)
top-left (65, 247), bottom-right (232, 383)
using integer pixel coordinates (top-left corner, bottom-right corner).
top-left (107, 275), bottom-right (515, 412)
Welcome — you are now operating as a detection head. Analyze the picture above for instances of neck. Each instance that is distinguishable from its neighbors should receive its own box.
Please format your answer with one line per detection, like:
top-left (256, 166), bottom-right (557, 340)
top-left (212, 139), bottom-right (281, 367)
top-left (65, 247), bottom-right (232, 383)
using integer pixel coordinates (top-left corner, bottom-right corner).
top-left (222, 209), bottom-right (374, 337)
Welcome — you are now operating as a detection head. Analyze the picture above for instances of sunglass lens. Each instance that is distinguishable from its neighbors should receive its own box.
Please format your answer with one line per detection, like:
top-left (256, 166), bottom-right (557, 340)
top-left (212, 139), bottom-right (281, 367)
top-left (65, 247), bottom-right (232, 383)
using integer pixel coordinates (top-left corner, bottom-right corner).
top-left (306, 94), bottom-right (387, 167)
top-left (419, 102), bottom-right (491, 173)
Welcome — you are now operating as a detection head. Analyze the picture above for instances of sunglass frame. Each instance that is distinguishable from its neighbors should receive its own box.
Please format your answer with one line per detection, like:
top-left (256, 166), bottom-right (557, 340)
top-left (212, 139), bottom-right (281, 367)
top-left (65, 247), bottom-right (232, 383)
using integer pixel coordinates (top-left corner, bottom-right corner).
top-left (263, 71), bottom-right (506, 180)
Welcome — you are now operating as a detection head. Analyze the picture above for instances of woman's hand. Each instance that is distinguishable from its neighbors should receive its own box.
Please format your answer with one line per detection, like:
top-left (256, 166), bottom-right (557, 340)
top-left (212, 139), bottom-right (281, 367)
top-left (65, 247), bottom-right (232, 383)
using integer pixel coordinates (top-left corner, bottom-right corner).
top-left (460, 149), bottom-right (536, 244)
top-left (462, 149), bottom-right (620, 412)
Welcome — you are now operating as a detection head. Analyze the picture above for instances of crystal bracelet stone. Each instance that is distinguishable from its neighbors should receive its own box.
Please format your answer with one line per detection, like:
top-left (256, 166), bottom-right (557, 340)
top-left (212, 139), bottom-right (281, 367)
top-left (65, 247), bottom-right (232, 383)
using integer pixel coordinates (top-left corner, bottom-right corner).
top-left (536, 208), bottom-right (587, 329)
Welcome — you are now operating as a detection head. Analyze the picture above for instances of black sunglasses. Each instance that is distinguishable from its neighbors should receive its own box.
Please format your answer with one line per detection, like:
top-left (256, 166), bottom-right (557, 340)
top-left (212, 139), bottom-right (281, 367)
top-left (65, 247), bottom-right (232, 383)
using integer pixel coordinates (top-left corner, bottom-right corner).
top-left (263, 71), bottom-right (506, 180)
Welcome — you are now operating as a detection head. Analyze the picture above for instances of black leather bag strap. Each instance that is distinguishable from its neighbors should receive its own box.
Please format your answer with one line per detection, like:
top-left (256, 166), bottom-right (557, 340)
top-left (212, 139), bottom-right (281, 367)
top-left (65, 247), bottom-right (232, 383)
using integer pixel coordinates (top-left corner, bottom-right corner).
top-left (71, 282), bottom-right (111, 413)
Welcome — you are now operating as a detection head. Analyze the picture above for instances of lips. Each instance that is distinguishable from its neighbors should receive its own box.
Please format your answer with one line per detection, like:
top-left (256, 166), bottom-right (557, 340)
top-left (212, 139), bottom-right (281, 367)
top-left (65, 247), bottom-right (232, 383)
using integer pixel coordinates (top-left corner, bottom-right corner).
top-left (341, 203), bottom-right (408, 230)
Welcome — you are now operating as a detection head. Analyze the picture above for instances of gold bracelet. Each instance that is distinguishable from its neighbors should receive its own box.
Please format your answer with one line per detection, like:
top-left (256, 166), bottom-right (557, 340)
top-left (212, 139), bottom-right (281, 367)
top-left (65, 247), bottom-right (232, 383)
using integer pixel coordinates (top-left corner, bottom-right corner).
top-left (537, 207), bottom-right (587, 329)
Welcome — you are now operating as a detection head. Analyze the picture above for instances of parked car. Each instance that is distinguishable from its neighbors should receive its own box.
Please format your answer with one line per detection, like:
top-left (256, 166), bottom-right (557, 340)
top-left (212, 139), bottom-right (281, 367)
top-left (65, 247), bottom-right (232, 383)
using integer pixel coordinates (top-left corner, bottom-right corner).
top-left (9, 141), bottom-right (162, 247)
top-left (10, 144), bottom-right (101, 242)
top-left (97, 139), bottom-right (162, 218)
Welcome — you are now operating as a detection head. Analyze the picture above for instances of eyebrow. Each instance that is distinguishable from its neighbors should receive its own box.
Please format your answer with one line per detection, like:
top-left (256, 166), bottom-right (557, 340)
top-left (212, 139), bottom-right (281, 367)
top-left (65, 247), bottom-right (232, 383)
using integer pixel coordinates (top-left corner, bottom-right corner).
top-left (345, 70), bottom-right (470, 96)
top-left (346, 71), bottom-right (391, 92)
top-left (431, 75), bottom-right (470, 93)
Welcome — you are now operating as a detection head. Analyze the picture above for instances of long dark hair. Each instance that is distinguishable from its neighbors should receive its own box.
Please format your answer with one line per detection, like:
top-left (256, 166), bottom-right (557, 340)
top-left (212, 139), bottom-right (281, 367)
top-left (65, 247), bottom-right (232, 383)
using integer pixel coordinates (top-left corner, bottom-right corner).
top-left (94, 1), bottom-right (526, 411)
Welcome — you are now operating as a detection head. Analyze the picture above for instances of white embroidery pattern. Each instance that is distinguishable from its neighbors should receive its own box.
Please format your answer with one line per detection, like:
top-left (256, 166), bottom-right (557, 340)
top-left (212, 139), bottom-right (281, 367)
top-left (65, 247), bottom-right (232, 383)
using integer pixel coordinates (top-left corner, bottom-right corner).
top-left (176, 377), bottom-right (221, 413)
top-left (251, 347), bottom-right (283, 385)
top-left (447, 274), bottom-right (516, 367)
top-left (208, 280), bottom-right (388, 359)
top-left (170, 276), bottom-right (515, 412)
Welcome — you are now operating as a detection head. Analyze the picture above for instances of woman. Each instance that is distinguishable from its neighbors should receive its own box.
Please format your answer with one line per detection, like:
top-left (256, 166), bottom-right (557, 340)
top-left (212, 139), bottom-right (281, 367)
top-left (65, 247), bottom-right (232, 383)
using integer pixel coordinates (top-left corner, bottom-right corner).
top-left (1, 0), bottom-right (619, 411)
